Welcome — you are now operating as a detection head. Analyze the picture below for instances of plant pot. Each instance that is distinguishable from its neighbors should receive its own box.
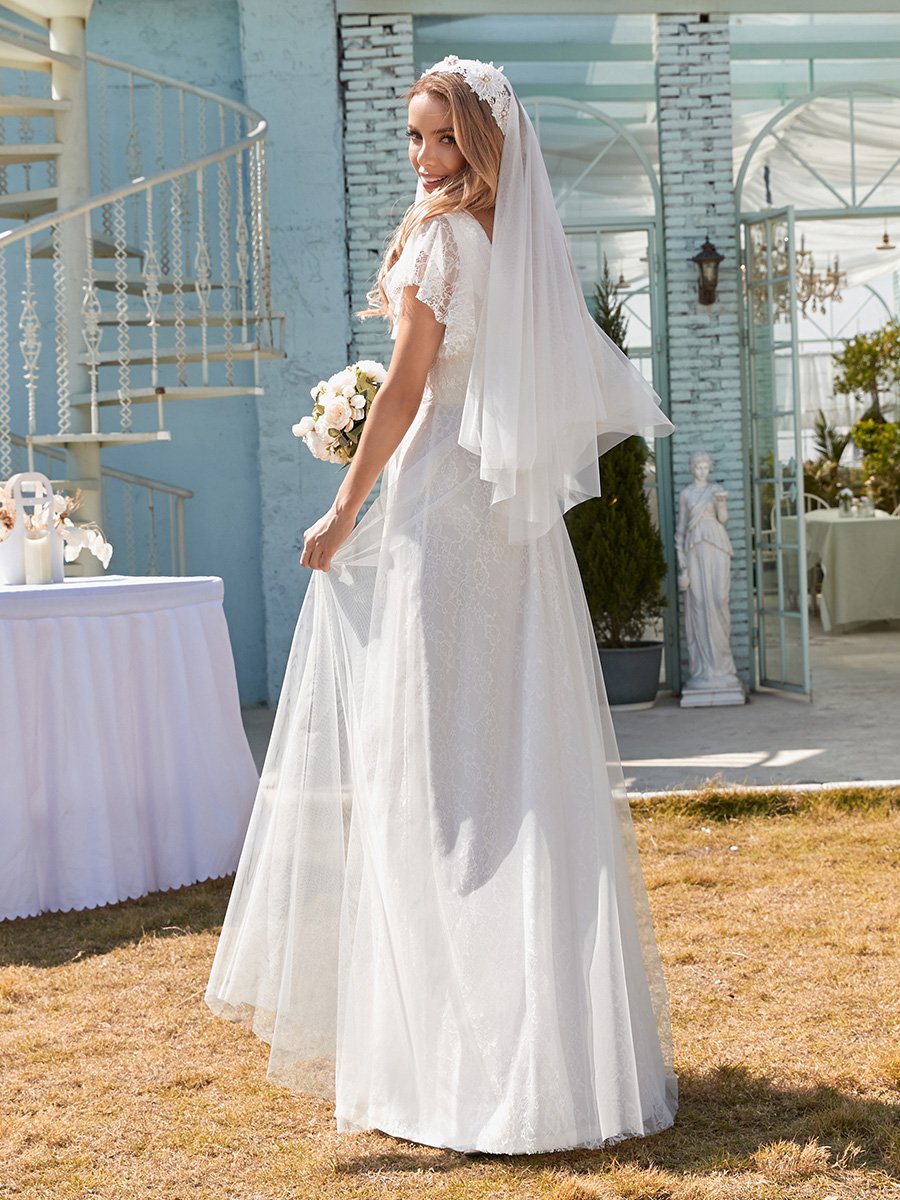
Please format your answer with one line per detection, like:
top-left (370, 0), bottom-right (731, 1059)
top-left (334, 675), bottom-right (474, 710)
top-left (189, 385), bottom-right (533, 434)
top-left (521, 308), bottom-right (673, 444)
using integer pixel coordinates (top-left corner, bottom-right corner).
top-left (598, 641), bottom-right (663, 711)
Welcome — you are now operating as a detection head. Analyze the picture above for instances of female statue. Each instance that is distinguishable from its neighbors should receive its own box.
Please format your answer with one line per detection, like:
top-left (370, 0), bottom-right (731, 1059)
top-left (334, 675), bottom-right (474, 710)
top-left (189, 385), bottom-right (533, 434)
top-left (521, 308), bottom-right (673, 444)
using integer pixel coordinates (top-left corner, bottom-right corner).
top-left (676, 451), bottom-right (743, 698)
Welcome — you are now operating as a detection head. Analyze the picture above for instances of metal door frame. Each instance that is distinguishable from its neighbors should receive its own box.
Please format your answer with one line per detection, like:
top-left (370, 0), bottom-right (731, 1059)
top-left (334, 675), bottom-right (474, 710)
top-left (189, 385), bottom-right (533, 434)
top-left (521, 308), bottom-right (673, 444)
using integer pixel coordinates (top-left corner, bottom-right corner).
top-left (740, 205), bottom-right (811, 696)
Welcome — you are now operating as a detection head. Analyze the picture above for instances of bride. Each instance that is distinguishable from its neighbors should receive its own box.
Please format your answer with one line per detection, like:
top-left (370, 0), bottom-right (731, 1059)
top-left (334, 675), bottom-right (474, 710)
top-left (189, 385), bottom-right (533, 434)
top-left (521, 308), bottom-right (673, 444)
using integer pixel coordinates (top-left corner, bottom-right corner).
top-left (206, 56), bottom-right (678, 1155)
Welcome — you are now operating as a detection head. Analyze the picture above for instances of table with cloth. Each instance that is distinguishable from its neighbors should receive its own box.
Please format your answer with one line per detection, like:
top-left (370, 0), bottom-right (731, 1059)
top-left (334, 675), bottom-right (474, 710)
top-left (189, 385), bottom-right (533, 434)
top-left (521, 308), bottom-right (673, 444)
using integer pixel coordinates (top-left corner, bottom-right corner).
top-left (0, 575), bottom-right (259, 922)
top-left (803, 509), bottom-right (900, 632)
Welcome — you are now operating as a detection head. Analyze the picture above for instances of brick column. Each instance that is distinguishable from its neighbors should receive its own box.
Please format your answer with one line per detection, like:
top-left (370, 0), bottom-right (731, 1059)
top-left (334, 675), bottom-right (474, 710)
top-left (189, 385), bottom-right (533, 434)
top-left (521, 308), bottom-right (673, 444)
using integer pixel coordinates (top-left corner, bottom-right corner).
top-left (339, 13), bottom-right (416, 366)
top-left (656, 14), bottom-right (752, 686)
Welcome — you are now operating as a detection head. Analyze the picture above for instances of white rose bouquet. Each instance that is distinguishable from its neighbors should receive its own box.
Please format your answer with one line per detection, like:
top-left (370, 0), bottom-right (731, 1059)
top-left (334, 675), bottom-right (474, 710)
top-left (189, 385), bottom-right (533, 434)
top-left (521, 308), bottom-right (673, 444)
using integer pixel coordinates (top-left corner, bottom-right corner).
top-left (293, 360), bottom-right (387, 465)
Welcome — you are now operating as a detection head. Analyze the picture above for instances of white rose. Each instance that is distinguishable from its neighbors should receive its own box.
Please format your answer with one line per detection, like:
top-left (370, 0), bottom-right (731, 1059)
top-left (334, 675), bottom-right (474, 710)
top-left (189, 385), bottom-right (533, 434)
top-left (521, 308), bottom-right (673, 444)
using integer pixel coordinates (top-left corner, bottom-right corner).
top-left (292, 415), bottom-right (316, 437)
top-left (354, 359), bottom-right (387, 383)
top-left (328, 368), bottom-right (355, 393)
top-left (305, 431), bottom-right (329, 461)
top-left (343, 418), bottom-right (355, 432)
top-left (350, 392), bottom-right (366, 410)
top-left (315, 414), bottom-right (338, 446)
top-left (324, 397), bottom-right (351, 428)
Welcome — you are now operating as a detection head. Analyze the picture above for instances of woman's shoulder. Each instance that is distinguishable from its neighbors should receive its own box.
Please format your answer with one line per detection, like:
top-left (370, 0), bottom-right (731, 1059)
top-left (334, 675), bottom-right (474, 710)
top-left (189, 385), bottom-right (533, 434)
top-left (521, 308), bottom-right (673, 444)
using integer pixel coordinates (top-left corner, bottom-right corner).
top-left (442, 209), bottom-right (492, 247)
top-left (407, 209), bottom-right (490, 250)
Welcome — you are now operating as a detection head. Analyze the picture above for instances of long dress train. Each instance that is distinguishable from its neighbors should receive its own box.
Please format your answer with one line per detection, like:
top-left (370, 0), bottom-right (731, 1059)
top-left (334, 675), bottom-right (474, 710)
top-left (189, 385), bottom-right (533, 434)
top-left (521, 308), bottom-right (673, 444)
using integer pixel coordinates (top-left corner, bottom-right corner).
top-left (206, 210), bottom-right (678, 1154)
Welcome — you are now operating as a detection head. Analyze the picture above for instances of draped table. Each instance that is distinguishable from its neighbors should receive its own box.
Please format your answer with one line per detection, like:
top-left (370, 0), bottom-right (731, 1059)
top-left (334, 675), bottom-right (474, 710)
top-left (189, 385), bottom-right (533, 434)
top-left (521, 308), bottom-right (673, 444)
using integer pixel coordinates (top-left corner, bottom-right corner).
top-left (0, 575), bottom-right (259, 922)
top-left (804, 509), bottom-right (900, 632)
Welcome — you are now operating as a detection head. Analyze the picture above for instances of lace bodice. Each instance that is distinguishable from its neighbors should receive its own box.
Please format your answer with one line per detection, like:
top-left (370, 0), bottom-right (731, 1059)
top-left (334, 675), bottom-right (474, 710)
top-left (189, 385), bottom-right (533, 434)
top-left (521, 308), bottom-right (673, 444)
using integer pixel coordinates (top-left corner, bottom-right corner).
top-left (383, 211), bottom-right (491, 407)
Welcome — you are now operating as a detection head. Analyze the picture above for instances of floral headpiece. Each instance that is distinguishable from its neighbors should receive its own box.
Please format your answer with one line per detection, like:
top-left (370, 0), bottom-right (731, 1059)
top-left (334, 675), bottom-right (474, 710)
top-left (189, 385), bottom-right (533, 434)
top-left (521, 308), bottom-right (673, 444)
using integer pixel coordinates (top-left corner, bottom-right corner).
top-left (421, 55), bottom-right (513, 134)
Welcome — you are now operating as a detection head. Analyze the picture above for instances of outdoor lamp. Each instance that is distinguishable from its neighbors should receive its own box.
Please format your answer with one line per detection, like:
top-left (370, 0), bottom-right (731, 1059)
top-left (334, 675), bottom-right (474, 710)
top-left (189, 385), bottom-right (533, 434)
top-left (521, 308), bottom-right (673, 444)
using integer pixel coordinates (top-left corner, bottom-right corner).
top-left (692, 238), bottom-right (724, 305)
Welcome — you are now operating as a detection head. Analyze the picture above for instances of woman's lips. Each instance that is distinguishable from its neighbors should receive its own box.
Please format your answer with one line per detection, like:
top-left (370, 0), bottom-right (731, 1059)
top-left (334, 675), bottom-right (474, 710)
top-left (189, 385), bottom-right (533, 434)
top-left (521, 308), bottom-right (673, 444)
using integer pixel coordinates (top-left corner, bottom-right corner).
top-left (420, 175), bottom-right (448, 192)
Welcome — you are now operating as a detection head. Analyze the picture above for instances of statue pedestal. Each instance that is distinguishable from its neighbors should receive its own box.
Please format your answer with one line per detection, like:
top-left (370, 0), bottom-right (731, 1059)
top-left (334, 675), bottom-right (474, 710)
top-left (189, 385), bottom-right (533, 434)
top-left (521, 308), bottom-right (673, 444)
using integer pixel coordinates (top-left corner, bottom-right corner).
top-left (680, 684), bottom-right (746, 708)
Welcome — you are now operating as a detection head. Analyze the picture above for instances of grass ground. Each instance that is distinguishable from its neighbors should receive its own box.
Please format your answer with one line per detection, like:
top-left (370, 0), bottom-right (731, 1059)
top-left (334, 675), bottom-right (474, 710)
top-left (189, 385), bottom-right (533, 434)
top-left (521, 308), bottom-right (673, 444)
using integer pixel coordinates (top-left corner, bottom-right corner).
top-left (1, 786), bottom-right (898, 1200)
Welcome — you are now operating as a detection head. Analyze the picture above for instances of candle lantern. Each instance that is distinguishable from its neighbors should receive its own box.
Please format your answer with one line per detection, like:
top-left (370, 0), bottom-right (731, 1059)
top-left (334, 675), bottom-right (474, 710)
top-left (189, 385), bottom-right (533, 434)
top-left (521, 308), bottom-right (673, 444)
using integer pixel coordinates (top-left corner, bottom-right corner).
top-left (692, 238), bottom-right (724, 305)
top-left (0, 472), bottom-right (65, 586)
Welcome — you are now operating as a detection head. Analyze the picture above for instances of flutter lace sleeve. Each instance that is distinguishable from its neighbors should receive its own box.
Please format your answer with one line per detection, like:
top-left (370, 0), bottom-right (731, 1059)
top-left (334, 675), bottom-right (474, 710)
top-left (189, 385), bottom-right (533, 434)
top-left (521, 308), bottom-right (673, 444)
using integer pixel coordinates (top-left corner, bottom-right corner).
top-left (383, 215), bottom-right (474, 357)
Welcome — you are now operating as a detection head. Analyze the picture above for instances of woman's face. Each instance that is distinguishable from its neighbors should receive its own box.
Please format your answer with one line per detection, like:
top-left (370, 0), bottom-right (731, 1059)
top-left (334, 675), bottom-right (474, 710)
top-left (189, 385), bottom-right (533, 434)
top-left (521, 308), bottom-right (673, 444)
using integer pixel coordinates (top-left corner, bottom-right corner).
top-left (407, 92), bottom-right (466, 194)
top-left (692, 458), bottom-right (711, 483)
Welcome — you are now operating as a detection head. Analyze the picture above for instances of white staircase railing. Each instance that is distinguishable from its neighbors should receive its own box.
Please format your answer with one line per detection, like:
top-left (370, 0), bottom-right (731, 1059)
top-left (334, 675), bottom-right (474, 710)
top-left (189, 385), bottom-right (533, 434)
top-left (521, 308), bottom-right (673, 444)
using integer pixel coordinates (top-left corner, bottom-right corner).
top-left (0, 27), bottom-right (282, 494)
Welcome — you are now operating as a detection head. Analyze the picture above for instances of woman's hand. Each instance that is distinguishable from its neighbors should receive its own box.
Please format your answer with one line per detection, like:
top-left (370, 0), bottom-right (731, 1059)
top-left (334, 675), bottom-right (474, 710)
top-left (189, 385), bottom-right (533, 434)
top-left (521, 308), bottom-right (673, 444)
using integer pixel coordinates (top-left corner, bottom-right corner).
top-left (300, 504), bottom-right (357, 572)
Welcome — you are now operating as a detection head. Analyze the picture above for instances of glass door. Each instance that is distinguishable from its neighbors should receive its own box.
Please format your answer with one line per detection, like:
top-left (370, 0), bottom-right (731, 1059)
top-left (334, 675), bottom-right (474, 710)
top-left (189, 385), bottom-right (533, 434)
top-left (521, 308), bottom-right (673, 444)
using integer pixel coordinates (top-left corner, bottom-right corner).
top-left (742, 206), bottom-right (811, 696)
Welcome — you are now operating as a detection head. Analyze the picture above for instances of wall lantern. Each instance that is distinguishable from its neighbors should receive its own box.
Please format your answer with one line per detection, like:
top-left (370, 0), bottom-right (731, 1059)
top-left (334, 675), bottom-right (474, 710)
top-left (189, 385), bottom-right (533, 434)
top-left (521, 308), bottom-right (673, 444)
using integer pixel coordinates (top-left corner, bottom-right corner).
top-left (692, 238), bottom-right (724, 305)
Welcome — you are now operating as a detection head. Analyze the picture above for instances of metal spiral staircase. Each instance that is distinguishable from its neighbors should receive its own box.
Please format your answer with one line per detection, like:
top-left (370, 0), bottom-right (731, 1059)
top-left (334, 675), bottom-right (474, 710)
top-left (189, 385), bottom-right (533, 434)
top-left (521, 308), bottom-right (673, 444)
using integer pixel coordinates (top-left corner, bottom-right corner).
top-left (0, 0), bottom-right (282, 572)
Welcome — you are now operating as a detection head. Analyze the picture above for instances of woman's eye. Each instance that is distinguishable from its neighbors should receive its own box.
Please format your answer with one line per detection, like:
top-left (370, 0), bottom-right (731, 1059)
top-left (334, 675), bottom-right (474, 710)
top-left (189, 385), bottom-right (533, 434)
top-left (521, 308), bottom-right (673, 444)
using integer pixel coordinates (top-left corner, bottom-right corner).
top-left (442, 136), bottom-right (456, 145)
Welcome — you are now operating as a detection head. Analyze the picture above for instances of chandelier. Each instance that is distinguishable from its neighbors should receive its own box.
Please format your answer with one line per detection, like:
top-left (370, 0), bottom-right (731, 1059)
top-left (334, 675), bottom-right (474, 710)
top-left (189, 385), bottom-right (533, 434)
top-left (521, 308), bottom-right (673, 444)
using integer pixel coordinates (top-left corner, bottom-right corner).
top-left (748, 231), bottom-right (846, 321)
top-left (795, 234), bottom-right (846, 316)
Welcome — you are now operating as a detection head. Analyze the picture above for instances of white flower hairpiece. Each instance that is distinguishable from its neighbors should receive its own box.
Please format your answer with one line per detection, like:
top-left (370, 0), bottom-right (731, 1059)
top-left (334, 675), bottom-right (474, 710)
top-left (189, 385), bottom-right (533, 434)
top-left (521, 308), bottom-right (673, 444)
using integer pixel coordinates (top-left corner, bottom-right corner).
top-left (421, 55), bottom-right (513, 134)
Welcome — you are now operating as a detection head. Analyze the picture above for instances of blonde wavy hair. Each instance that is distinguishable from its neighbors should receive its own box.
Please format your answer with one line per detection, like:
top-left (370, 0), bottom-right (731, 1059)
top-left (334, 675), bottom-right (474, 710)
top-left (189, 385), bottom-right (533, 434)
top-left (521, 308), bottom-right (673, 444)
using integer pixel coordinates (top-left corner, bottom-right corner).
top-left (359, 71), bottom-right (505, 320)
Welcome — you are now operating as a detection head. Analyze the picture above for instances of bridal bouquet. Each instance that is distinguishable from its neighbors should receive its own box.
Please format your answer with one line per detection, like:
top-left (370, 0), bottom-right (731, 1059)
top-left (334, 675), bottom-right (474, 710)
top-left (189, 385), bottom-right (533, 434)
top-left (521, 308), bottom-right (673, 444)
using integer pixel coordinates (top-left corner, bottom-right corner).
top-left (0, 486), bottom-right (113, 567)
top-left (293, 360), bottom-right (387, 465)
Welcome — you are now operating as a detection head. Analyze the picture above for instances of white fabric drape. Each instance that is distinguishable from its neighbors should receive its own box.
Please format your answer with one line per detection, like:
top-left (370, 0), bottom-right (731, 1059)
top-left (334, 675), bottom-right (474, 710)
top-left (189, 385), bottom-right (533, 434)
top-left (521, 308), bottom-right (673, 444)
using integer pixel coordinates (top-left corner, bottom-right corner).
top-left (459, 97), bottom-right (674, 545)
top-left (0, 576), bottom-right (257, 922)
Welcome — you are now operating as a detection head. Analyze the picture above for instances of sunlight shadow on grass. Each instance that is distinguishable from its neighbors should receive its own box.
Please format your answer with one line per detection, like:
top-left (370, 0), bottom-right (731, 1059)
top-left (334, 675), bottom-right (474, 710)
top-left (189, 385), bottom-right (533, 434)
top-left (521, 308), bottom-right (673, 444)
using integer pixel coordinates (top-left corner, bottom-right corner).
top-left (331, 1064), bottom-right (899, 1182)
top-left (0, 875), bottom-right (233, 968)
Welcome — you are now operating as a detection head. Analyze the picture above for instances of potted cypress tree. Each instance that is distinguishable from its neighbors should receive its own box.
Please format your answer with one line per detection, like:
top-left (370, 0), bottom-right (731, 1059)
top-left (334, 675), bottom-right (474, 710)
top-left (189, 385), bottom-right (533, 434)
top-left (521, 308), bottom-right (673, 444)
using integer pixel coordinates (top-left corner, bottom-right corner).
top-left (564, 259), bottom-right (668, 708)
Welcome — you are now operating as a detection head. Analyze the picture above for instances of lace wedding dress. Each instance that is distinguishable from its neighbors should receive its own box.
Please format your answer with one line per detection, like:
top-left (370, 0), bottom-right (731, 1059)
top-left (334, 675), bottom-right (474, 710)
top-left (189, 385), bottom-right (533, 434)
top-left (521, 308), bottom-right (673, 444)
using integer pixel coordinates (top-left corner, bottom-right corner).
top-left (206, 209), bottom-right (678, 1154)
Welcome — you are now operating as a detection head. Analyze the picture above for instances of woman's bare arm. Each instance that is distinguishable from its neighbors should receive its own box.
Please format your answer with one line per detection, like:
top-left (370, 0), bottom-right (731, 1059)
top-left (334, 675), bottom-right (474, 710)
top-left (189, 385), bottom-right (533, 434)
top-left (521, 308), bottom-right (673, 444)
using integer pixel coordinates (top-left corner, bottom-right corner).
top-left (300, 289), bottom-right (445, 572)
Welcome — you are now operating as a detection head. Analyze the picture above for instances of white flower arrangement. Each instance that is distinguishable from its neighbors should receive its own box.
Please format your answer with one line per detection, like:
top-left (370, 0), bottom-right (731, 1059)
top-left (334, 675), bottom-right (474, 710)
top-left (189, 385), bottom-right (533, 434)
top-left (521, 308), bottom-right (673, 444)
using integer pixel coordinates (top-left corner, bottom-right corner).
top-left (0, 487), bottom-right (113, 568)
top-left (294, 360), bottom-right (387, 465)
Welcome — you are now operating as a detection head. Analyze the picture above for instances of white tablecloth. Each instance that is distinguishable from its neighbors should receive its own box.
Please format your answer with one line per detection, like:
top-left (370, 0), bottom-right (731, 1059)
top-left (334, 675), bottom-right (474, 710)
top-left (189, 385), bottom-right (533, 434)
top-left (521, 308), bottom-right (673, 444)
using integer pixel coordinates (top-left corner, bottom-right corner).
top-left (804, 510), bottom-right (900, 632)
top-left (0, 575), bottom-right (259, 921)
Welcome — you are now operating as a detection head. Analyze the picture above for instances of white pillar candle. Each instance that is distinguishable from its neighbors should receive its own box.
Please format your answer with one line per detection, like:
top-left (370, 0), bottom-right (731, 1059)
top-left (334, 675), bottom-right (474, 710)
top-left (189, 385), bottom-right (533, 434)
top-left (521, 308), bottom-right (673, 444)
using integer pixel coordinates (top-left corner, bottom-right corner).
top-left (24, 532), bottom-right (53, 585)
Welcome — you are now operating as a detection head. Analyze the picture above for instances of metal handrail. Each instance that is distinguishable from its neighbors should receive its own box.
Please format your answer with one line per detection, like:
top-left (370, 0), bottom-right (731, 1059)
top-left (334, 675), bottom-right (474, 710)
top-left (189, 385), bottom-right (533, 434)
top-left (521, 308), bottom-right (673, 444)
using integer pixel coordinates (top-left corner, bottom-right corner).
top-left (0, 13), bottom-right (80, 66)
top-left (0, 47), bottom-right (267, 251)
top-left (85, 50), bottom-right (262, 121)
top-left (0, 125), bottom-right (265, 248)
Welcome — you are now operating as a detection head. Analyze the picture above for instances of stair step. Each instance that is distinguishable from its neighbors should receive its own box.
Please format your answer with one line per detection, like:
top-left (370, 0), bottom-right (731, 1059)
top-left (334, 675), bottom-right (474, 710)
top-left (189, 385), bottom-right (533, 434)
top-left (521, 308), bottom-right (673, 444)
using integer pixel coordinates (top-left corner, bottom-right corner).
top-left (0, 96), bottom-right (71, 117)
top-left (0, 141), bottom-right (61, 163)
top-left (70, 385), bottom-right (265, 407)
top-left (92, 271), bottom-right (229, 295)
top-left (32, 232), bottom-right (144, 260)
top-left (76, 342), bottom-right (285, 366)
top-left (96, 309), bottom-right (284, 328)
top-left (0, 185), bottom-right (57, 219)
top-left (27, 431), bottom-right (173, 449)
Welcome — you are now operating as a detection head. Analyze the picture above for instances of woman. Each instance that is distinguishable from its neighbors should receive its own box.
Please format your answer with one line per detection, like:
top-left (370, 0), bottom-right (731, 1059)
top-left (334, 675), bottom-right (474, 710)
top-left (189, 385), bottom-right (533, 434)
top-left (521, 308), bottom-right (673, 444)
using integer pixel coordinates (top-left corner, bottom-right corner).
top-left (206, 57), bottom-right (678, 1155)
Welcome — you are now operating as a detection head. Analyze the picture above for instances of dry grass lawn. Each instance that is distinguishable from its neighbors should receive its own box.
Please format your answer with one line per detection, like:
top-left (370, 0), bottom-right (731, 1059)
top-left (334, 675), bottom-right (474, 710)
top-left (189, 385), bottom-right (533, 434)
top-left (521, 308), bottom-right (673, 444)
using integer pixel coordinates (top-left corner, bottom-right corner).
top-left (1, 786), bottom-right (898, 1200)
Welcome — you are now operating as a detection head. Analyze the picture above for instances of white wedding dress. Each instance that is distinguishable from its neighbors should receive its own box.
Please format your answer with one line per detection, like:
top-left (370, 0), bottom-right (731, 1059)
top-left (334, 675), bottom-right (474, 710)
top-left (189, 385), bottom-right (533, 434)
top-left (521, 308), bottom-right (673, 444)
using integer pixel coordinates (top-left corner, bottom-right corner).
top-left (206, 210), bottom-right (678, 1154)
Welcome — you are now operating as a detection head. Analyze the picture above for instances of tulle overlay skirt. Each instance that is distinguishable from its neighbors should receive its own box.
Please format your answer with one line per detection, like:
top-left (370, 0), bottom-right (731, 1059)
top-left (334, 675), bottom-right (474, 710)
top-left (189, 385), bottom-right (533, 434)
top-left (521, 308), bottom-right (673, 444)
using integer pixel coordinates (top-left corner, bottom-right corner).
top-left (205, 395), bottom-right (678, 1154)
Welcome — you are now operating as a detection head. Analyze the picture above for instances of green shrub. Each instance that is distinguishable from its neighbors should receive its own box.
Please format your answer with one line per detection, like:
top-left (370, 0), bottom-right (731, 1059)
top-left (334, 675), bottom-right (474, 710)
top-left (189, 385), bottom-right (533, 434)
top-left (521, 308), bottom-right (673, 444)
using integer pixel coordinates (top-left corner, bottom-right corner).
top-left (564, 258), bottom-right (668, 648)
top-left (832, 320), bottom-right (900, 422)
top-left (851, 418), bottom-right (900, 512)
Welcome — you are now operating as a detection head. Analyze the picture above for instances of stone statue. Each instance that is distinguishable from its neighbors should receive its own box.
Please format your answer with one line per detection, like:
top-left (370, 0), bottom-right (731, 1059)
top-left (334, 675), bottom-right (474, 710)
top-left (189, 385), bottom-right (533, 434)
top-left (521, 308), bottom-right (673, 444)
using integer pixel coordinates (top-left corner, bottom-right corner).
top-left (676, 451), bottom-right (745, 706)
